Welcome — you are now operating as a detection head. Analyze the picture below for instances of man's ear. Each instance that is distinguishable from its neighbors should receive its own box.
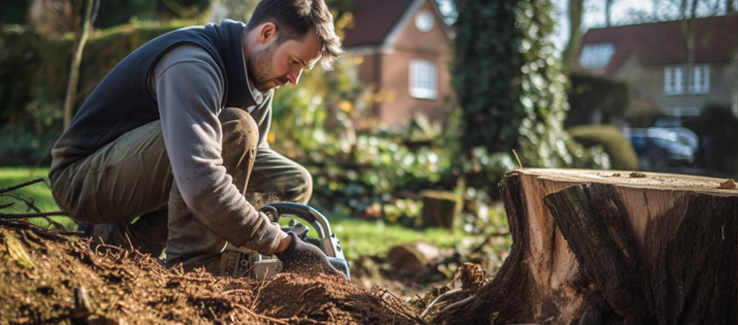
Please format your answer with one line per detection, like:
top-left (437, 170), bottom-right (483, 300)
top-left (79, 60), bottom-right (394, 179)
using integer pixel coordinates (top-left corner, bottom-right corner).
top-left (258, 22), bottom-right (278, 45)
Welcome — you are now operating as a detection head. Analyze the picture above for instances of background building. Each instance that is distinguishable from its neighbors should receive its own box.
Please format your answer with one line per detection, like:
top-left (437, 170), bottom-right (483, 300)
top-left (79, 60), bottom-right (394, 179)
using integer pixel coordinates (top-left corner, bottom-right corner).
top-left (343, 0), bottom-right (454, 125)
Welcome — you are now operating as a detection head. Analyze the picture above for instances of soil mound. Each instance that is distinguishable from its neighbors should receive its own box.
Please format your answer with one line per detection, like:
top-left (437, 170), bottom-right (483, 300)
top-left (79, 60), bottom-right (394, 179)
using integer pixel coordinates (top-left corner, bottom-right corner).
top-left (0, 221), bottom-right (423, 324)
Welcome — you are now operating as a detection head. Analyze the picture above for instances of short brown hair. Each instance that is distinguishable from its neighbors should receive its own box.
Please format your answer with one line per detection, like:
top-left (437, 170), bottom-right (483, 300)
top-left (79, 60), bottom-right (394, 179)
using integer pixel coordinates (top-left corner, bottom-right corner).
top-left (246, 0), bottom-right (343, 70)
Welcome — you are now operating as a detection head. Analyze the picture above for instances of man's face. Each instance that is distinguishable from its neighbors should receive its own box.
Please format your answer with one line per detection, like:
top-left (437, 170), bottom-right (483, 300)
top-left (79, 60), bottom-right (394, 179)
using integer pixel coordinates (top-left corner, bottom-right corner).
top-left (248, 31), bottom-right (321, 92)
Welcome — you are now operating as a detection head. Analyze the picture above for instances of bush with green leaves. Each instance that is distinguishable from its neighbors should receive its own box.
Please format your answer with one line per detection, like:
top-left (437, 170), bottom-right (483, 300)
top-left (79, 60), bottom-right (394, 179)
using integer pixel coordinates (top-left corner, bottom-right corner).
top-left (0, 21), bottom-right (192, 165)
top-left (567, 125), bottom-right (638, 171)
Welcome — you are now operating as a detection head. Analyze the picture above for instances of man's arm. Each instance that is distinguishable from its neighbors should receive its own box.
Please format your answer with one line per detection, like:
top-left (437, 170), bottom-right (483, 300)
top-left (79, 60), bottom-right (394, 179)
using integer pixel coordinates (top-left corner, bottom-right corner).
top-left (152, 44), bottom-right (284, 254)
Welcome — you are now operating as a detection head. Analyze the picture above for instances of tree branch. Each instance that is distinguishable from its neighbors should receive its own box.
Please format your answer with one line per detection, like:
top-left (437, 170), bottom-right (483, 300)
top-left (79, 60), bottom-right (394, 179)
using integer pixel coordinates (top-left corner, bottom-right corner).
top-left (0, 178), bottom-right (47, 195)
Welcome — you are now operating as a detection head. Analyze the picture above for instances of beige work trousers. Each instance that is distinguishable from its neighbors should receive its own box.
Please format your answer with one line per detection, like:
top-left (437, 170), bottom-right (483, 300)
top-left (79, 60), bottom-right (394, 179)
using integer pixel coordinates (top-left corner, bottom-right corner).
top-left (51, 108), bottom-right (312, 272)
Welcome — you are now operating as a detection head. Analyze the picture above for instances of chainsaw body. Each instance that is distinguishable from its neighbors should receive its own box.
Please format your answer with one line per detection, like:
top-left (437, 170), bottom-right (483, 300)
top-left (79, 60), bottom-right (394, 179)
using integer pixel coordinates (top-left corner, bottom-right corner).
top-left (219, 202), bottom-right (350, 280)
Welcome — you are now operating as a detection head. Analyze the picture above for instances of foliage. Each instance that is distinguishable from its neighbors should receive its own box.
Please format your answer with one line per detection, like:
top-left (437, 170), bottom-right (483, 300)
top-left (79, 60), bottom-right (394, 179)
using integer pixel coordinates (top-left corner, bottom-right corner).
top-left (567, 125), bottom-right (639, 170)
top-left (565, 72), bottom-right (629, 128)
top-left (0, 26), bottom-right (41, 132)
top-left (452, 1), bottom-right (523, 153)
top-left (0, 0), bottom-right (32, 25)
top-left (0, 21), bottom-right (191, 165)
top-left (95, 0), bottom-right (157, 29)
top-left (452, 1), bottom-right (607, 171)
top-left (155, 0), bottom-right (211, 21)
top-left (269, 54), bottom-right (459, 224)
top-left (698, 103), bottom-right (738, 176)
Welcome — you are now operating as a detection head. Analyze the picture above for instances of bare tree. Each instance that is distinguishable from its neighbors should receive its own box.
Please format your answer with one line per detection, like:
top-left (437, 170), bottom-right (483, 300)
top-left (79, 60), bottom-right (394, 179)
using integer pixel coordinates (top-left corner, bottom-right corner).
top-left (62, 0), bottom-right (100, 130)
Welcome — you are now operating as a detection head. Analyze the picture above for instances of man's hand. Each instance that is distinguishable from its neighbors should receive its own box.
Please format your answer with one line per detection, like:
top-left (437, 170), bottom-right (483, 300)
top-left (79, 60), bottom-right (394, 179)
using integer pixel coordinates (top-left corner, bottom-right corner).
top-left (275, 231), bottom-right (343, 276)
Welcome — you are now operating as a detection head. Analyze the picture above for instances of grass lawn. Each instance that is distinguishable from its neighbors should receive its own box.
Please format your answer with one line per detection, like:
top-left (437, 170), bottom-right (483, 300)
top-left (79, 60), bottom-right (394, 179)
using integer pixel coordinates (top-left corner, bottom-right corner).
top-left (0, 167), bottom-right (74, 229)
top-left (0, 167), bottom-right (490, 260)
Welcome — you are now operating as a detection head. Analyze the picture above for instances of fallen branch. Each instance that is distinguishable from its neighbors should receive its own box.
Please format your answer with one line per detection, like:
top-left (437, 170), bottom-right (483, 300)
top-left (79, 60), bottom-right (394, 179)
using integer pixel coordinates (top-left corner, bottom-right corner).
top-left (0, 178), bottom-right (46, 195)
top-left (0, 211), bottom-right (69, 219)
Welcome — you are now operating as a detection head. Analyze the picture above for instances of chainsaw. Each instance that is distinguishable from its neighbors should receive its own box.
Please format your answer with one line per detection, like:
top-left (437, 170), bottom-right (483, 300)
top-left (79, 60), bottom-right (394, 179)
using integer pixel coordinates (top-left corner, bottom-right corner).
top-left (219, 202), bottom-right (350, 280)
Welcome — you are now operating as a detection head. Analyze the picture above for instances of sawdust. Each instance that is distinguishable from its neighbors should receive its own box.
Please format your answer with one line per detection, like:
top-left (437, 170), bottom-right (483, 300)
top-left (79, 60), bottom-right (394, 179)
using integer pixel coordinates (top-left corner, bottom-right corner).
top-left (0, 220), bottom-right (424, 324)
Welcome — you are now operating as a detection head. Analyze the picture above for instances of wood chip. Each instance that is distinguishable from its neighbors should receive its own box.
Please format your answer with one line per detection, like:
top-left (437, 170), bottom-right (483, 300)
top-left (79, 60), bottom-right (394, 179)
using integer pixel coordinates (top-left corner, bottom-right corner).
top-left (73, 286), bottom-right (91, 318)
top-left (718, 179), bottom-right (737, 190)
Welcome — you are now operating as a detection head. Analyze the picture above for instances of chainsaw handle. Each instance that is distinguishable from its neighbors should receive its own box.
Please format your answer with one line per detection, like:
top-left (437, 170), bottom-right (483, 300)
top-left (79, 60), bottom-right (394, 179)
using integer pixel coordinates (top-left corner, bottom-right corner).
top-left (260, 202), bottom-right (333, 239)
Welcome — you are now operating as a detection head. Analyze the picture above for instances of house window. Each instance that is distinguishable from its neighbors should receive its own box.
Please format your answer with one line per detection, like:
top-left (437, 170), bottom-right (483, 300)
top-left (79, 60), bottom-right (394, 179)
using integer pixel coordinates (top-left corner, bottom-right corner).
top-left (579, 43), bottom-right (615, 68)
top-left (665, 66), bottom-right (684, 95)
top-left (665, 65), bottom-right (710, 95)
top-left (689, 65), bottom-right (710, 94)
top-left (409, 59), bottom-right (437, 99)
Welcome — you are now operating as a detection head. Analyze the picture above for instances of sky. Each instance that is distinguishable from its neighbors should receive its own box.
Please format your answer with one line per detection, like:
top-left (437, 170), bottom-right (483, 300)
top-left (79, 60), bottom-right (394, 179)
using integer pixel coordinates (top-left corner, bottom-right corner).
top-left (550, 0), bottom-right (734, 51)
top-left (550, 0), bottom-right (655, 51)
top-left (436, 0), bottom-right (733, 53)
top-left (434, 0), bottom-right (657, 52)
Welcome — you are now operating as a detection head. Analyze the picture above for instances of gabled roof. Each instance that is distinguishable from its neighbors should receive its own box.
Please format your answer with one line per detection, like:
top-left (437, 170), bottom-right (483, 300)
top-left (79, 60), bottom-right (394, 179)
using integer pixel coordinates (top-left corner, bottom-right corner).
top-left (580, 13), bottom-right (738, 73)
top-left (342, 0), bottom-right (414, 47)
top-left (342, 0), bottom-right (451, 49)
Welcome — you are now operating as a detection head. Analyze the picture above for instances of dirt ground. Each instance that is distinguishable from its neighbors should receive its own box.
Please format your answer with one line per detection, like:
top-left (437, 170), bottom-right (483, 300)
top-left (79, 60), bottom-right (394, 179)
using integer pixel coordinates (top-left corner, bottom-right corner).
top-left (0, 219), bottom-right (490, 324)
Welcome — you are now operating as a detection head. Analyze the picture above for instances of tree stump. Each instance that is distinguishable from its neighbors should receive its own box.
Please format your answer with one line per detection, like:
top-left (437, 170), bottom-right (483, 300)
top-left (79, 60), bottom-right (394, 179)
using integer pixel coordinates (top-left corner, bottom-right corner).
top-left (420, 190), bottom-right (460, 229)
top-left (434, 168), bottom-right (738, 324)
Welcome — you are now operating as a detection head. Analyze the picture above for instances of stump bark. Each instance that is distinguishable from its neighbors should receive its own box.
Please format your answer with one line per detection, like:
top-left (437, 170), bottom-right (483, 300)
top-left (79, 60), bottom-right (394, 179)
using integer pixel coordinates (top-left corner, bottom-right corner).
top-left (434, 168), bottom-right (738, 324)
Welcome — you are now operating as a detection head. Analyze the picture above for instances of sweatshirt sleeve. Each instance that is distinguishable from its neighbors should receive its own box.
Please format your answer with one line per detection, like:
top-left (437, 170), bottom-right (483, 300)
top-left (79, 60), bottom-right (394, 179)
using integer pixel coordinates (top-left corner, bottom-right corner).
top-left (152, 44), bottom-right (283, 254)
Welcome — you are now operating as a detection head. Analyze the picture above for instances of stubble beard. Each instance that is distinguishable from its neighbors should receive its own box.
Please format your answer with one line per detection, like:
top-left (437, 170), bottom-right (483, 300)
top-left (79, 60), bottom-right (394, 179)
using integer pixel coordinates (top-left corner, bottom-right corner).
top-left (247, 43), bottom-right (277, 93)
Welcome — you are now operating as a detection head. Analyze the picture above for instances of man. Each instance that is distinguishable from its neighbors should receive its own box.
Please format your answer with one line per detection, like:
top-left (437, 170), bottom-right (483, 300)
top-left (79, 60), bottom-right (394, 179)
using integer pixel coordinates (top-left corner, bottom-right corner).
top-left (48, 0), bottom-right (342, 276)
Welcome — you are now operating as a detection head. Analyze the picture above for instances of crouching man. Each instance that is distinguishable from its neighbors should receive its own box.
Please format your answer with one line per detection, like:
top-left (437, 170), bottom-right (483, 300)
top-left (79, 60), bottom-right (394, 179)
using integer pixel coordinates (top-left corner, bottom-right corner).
top-left (49, 0), bottom-right (342, 277)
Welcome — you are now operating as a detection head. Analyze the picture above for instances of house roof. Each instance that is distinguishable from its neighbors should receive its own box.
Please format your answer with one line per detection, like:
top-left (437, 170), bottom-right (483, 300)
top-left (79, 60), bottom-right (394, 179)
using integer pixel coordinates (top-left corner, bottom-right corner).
top-left (342, 0), bottom-right (451, 49)
top-left (342, 0), bottom-right (415, 47)
top-left (580, 13), bottom-right (738, 74)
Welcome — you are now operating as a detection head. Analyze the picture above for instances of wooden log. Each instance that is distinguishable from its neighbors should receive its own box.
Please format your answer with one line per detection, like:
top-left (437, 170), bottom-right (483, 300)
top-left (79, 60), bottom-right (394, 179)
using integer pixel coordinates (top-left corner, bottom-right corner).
top-left (434, 168), bottom-right (738, 324)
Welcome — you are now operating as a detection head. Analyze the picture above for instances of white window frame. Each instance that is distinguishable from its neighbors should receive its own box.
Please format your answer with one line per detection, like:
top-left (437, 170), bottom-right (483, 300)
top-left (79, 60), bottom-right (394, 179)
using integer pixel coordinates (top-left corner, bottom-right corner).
top-left (665, 66), bottom-right (684, 95)
top-left (409, 59), bottom-right (437, 99)
top-left (579, 43), bottom-right (616, 68)
top-left (665, 65), bottom-right (710, 95)
top-left (689, 65), bottom-right (710, 94)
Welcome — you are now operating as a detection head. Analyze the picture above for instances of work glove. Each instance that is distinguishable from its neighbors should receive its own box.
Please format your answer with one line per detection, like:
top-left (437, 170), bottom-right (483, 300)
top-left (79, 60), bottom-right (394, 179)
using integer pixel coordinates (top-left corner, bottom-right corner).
top-left (275, 231), bottom-right (343, 277)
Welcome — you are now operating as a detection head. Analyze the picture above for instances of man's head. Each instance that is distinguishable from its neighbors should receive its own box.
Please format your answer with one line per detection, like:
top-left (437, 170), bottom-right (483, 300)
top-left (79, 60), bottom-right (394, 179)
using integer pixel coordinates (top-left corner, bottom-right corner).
top-left (244, 0), bottom-right (343, 92)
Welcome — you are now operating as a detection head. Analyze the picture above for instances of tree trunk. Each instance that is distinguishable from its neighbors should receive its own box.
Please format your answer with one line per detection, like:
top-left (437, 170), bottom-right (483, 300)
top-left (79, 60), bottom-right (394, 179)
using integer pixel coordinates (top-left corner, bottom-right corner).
top-left (434, 168), bottom-right (738, 324)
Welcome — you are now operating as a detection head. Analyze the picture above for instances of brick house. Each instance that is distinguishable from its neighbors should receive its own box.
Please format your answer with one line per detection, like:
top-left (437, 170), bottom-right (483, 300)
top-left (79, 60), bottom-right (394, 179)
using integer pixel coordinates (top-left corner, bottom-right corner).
top-left (577, 13), bottom-right (738, 118)
top-left (342, 0), bottom-right (454, 126)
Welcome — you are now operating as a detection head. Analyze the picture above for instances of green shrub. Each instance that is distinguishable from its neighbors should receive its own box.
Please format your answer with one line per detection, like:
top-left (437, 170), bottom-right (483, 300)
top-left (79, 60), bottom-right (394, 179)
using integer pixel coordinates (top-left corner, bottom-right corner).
top-left (567, 125), bottom-right (638, 171)
top-left (0, 0), bottom-right (31, 25)
top-left (0, 21), bottom-right (191, 165)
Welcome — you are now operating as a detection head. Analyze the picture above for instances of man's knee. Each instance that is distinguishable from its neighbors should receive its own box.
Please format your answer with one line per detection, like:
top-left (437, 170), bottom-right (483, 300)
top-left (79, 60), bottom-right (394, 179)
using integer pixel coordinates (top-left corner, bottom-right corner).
top-left (220, 107), bottom-right (260, 192)
top-left (220, 107), bottom-right (256, 125)
top-left (220, 107), bottom-right (259, 157)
